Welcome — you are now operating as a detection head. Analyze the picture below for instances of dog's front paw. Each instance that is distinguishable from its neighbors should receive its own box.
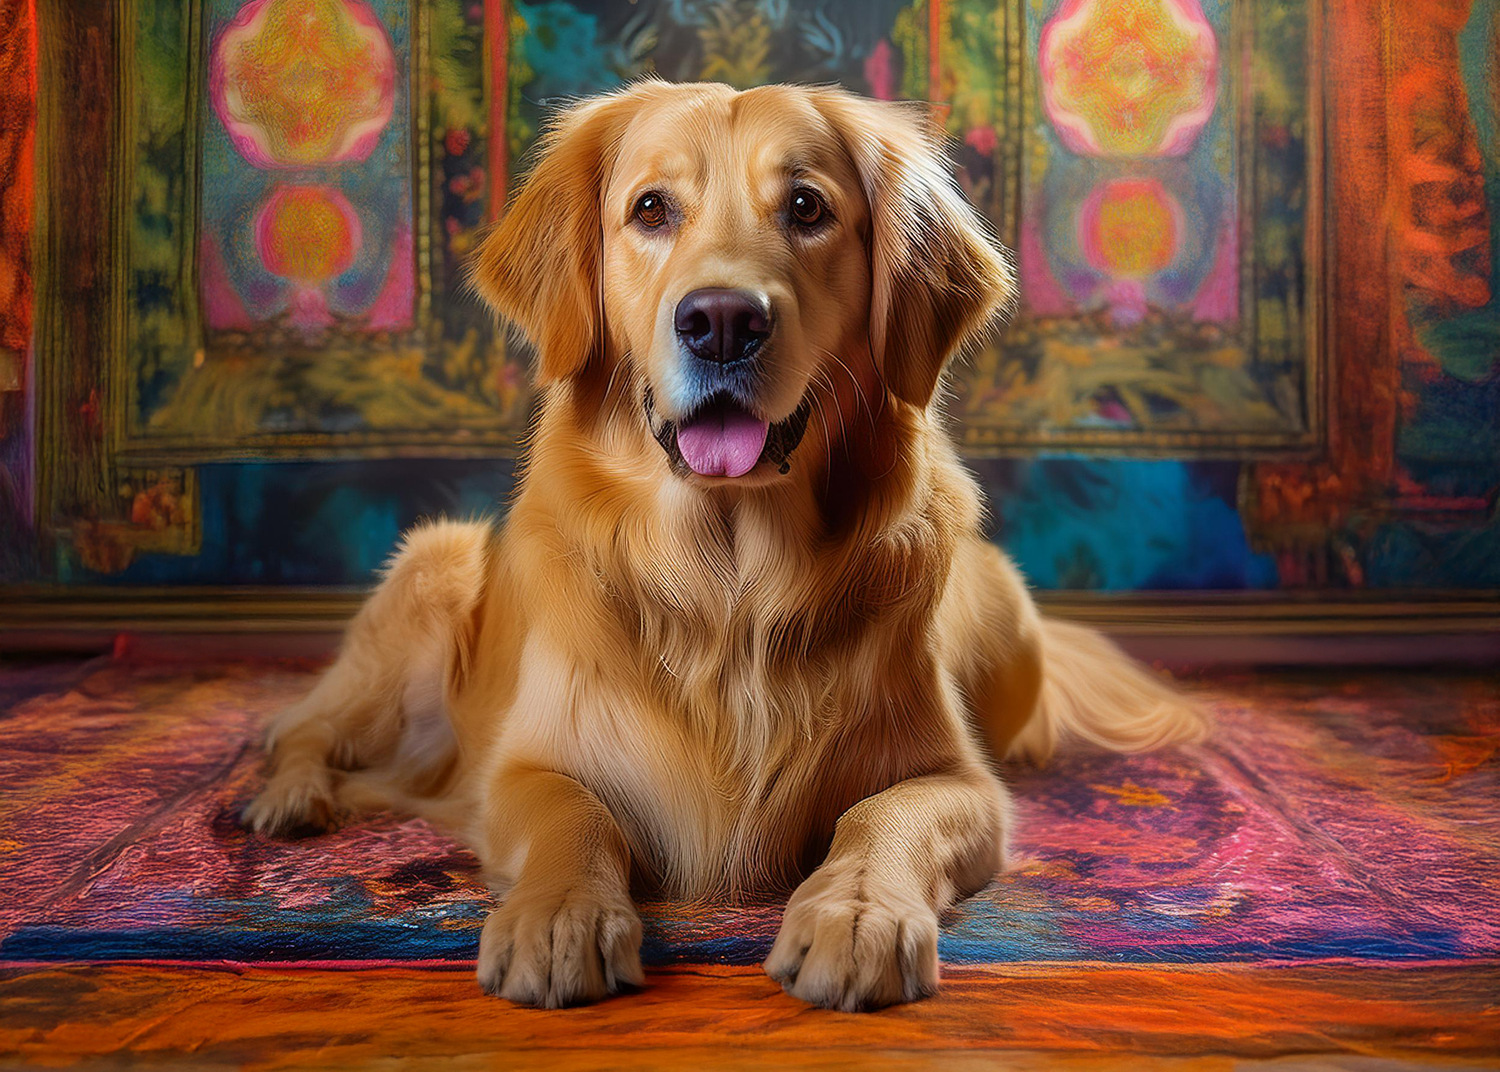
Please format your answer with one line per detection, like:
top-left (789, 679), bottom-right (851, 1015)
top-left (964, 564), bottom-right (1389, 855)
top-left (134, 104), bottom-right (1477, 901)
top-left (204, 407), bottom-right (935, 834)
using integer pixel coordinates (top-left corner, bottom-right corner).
top-left (477, 882), bottom-right (644, 1008)
top-left (242, 763), bottom-right (337, 836)
top-left (765, 865), bottom-right (940, 1011)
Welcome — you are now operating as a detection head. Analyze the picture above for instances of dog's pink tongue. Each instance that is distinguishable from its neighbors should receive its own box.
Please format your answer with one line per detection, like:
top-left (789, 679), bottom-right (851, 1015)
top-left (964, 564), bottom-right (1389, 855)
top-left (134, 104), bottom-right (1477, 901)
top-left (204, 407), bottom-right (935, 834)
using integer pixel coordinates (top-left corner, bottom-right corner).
top-left (676, 403), bottom-right (770, 478)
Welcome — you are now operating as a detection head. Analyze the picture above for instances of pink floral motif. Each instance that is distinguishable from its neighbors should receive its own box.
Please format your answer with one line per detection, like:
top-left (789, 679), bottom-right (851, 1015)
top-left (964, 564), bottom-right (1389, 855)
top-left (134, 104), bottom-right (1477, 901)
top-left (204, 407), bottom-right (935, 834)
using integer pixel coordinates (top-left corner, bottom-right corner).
top-left (210, 0), bottom-right (396, 169)
top-left (254, 184), bottom-right (362, 332)
top-left (1039, 0), bottom-right (1218, 158)
top-left (966, 125), bottom-right (999, 157)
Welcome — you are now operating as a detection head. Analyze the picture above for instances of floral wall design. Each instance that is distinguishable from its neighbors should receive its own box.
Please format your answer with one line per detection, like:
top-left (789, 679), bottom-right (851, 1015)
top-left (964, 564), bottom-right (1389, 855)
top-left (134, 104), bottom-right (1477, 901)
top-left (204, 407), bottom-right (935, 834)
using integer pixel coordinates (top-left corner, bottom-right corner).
top-left (4, 0), bottom-right (1497, 594)
top-left (204, 0), bottom-right (410, 336)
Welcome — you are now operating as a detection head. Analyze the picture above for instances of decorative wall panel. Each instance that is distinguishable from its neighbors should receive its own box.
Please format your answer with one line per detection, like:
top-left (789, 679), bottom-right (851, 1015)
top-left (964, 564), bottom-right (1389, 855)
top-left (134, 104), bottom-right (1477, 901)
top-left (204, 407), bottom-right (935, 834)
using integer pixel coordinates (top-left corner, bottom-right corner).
top-left (9, 0), bottom-right (1497, 596)
top-left (947, 0), bottom-right (1321, 453)
top-left (123, 0), bottom-right (523, 457)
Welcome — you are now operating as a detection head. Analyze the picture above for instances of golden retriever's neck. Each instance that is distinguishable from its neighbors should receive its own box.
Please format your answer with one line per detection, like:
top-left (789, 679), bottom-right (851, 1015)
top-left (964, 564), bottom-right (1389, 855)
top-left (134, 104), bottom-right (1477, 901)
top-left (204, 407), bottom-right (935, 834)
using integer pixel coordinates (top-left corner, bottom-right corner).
top-left (528, 385), bottom-right (968, 598)
top-left (513, 388), bottom-right (978, 767)
top-left (498, 389), bottom-right (986, 896)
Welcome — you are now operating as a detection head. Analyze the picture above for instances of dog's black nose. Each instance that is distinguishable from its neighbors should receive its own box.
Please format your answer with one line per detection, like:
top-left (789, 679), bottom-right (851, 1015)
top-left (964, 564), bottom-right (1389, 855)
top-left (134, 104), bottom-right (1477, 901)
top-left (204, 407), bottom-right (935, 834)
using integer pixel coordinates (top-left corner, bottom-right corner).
top-left (674, 288), bottom-right (771, 364)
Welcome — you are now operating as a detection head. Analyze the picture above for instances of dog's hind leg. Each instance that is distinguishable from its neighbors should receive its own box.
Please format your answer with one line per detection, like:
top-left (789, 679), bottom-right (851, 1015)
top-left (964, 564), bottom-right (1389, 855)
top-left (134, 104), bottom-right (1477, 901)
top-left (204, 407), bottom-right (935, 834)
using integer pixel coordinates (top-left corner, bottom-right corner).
top-left (242, 519), bottom-right (492, 835)
top-left (939, 538), bottom-right (1047, 763)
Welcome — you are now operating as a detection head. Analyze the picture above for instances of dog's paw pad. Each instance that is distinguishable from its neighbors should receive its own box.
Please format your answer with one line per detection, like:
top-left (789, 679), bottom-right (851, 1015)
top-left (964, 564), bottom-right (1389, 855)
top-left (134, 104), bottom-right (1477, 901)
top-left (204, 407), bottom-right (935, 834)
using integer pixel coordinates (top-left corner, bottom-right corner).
top-left (766, 869), bottom-right (940, 1011)
top-left (242, 769), bottom-right (337, 836)
top-left (477, 886), bottom-right (643, 1008)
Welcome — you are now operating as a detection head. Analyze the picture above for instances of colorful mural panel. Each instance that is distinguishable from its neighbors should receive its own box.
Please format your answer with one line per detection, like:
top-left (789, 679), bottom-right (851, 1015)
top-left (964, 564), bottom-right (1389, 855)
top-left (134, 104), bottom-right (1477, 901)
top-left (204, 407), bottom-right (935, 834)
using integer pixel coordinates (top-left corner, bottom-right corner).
top-left (1249, 0), bottom-right (1500, 589)
top-left (4, 0), bottom-right (1498, 595)
top-left (950, 0), bottom-right (1317, 452)
top-left (126, 0), bottom-right (523, 455)
top-left (203, 0), bottom-right (411, 337)
top-left (202, 0), bottom-right (411, 337)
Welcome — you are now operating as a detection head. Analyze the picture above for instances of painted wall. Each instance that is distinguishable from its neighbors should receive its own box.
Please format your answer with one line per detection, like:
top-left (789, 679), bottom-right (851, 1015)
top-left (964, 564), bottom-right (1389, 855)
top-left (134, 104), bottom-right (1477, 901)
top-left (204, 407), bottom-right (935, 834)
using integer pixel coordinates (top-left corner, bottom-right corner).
top-left (1, 0), bottom-right (1496, 593)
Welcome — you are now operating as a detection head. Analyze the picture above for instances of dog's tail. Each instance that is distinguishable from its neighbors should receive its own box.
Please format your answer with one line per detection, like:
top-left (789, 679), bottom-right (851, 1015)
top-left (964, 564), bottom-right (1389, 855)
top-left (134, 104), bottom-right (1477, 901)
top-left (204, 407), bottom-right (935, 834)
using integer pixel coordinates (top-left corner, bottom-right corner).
top-left (1006, 618), bottom-right (1207, 764)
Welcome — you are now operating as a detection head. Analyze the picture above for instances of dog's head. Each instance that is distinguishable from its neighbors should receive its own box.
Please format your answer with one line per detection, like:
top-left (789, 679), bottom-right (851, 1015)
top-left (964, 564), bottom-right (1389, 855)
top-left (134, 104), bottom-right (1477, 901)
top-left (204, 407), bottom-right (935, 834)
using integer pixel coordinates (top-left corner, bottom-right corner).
top-left (473, 80), bottom-right (1013, 487)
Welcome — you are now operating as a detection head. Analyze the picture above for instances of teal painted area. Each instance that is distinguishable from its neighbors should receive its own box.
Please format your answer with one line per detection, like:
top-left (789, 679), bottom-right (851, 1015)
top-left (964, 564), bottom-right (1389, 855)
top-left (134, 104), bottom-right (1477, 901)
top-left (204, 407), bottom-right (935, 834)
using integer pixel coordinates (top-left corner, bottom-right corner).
top-left (514, 1), bottom-right (630, 100)
top-left (1459, 3), bottom-right (1497, 168)
top-left (83, 461), bottom-right (516, 587)
top-left (1364, 517), bottom-right (1500, 589)
top-left (977, 458), bottom-right (1278, 592)
top-left (78, 456), bottom-right (1284, 593)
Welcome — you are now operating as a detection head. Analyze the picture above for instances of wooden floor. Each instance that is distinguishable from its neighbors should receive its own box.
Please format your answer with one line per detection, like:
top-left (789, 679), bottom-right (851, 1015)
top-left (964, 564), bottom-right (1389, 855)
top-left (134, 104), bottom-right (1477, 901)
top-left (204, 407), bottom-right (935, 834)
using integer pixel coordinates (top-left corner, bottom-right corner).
top-left (4, 962), bottom-right (1498, 1070)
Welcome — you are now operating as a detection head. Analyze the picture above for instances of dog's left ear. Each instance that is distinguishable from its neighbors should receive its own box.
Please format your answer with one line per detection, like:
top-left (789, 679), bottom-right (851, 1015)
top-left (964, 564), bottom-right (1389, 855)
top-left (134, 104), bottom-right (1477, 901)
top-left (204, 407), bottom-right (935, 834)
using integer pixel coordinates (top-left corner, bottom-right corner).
top-left (470, 85), bottom-right (654, 384)
top-left (819, 93), bottom-right (1015, 409)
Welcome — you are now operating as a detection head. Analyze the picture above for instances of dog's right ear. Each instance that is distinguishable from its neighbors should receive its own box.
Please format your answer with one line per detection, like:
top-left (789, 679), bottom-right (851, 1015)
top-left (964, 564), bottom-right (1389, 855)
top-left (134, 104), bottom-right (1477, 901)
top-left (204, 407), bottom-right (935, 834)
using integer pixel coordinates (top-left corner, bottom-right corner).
top-left (816, 91), bottom-right (1014, 410)
top-left (470, 86), bottom-right (651, 384)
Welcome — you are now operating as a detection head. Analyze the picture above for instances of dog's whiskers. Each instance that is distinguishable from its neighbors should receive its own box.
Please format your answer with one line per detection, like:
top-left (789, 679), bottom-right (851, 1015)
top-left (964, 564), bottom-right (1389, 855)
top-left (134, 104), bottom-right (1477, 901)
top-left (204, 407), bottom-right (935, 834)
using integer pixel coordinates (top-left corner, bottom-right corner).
top-left (809, 369), bottom-right (838, 497)
top-left (816, 347), bottom-right (882, 448)
top-left (819, 347), bottom-right (879, 431)
top-left (811, 363), bottom-right (850, 448)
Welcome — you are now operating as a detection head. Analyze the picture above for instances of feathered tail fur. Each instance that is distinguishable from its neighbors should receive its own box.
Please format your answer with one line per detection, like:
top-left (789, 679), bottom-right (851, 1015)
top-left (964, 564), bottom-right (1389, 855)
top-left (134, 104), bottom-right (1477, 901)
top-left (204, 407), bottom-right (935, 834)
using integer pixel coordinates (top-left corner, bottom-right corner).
top-left (1007, 618), bottom-right (1207, 764)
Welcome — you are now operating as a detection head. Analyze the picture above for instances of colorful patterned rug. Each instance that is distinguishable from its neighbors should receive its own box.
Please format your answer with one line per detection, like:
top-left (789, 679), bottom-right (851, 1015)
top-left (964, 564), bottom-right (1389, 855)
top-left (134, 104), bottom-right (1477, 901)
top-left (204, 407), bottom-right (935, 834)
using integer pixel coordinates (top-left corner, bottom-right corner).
top-left (1, 655), bottom-right (1497, 1068)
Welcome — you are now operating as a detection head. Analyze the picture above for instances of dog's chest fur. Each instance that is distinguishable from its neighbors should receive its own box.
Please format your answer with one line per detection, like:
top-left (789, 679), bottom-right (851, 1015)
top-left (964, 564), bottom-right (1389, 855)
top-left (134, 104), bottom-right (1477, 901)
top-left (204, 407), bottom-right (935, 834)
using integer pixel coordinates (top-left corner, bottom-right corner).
top-left (496, 502), bottom-right (960, 900)
top-left (517, 628), bottom-right (939, 900)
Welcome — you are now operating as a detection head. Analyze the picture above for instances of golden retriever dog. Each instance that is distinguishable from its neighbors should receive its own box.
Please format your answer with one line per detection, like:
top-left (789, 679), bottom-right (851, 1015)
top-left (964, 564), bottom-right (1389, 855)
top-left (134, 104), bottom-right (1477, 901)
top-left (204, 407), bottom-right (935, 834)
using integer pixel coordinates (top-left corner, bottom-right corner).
top-left (244, 80), bottom-right (1203, 1012)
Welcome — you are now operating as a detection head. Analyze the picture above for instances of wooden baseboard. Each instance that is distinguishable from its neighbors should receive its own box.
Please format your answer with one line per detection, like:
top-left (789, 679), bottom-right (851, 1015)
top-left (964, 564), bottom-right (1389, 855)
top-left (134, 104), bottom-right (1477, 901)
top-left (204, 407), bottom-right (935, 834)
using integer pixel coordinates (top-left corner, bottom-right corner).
top-left (0, 587), bottom-right (367, 633)
top-left (1, 586), bottom-right (1495, 639)
top-left (1038, 592), bottom-right (1500, 636)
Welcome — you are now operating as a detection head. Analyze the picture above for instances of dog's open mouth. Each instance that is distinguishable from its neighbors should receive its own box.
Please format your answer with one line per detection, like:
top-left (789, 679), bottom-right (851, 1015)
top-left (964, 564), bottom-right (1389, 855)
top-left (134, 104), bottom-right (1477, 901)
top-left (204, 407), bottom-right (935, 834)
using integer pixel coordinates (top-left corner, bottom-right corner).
top-left (645, 389), bottom-right (812, 478)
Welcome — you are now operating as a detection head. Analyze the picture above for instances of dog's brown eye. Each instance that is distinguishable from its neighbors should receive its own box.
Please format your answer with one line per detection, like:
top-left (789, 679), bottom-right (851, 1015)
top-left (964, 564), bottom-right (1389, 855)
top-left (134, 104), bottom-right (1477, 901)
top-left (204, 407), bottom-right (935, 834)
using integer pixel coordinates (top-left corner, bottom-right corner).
top-left (634, 192), bottom-right (668, 229)
top-left (789, 188), bottom-right (826, 227)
